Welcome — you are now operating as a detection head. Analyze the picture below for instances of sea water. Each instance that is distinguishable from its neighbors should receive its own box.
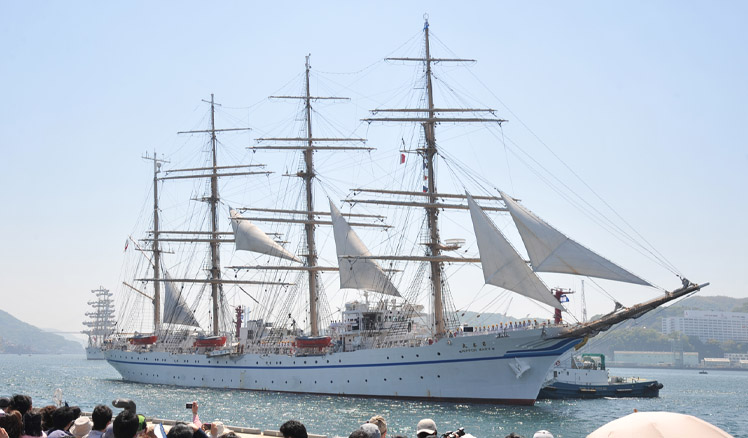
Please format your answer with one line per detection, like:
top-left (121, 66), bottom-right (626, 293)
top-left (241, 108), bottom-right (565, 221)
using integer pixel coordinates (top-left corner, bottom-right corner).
top-left (1, 354), bottom-right (744, 437)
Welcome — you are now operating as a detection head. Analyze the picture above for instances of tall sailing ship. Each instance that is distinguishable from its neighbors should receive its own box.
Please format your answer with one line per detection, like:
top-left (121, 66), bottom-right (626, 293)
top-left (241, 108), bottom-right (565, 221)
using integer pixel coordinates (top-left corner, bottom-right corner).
top-left (104, 19), bottom-right (706, 404)
top-left (82, 286), bottom-right (116, 360)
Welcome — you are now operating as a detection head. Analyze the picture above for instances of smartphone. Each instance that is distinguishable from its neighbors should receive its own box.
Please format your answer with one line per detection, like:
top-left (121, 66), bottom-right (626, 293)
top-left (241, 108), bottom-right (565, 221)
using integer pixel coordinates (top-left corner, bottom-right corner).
top-left (185, 403), bottom-right (193, 409)
top-left (203, 423), bottom-right (212, 429)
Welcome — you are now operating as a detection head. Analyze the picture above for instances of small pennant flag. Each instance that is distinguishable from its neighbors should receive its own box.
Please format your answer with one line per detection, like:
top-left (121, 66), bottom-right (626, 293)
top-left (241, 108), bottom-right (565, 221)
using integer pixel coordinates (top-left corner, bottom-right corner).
top-left (124, 239), bottom-right (129, 252)
top-left (560, 295), bottom-right (570, 303)
top-left (400, 153), bottom-right (405, 164)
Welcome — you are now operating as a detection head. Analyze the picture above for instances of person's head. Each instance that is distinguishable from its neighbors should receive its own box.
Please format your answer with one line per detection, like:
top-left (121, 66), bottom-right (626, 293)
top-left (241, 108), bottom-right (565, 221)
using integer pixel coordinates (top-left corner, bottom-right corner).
top-left (349, 431), bottom-right (368, 438)
top-left (23, 410), bottom-right (44, 437)
top-left (217, 432), bottom-right (238, 438)
top-left (504, 434), bottom-right (524, 438)
top-left (368, 416), bottom-right (387, 438)
top-left (166, 423), bottom-right (193, 438)
top-left (416, 419), bottom-right (436, 438)
top-left (0, 410), bottom-right (24, 438)
top-left (279, 420), bottom-right (307, 438)
top-left (113, 410), bottom-right (139, 438)
top-left (209, 421), bottom-right (225, 438)
top-left (532, 431), bottom-right (553, 438)
top-left (92, 405), bottom-right (113, 431)
top-left (70, 417), bottom-right (92, 438)
top-left (9, 395), bottom-right (32, 416)
top-left (0, 397), bottom-right (10, 413)
top-left (52, 407), bottom-right (78, 432)
top-left (359, 424), bottom-right (381, 438)
top-left (39, 405), bottom-right (57, 431)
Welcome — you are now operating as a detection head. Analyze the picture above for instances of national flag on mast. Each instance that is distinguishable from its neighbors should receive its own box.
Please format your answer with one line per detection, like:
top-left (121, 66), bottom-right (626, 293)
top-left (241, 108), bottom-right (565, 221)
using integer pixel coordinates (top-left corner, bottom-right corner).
top-left (400, 153), bottom-right (405, 164)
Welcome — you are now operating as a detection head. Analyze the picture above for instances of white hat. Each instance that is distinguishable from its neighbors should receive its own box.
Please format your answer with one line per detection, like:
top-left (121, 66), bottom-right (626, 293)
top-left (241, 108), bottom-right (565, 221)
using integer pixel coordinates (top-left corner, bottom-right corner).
top-left (533, 431), bottom-right (553, 438)
top-left (70, 417), bottom-right (93, 438)
top-left (417, 419), bottom-right (437, 436)
top-left (209, 421), bottom-right (225, 438)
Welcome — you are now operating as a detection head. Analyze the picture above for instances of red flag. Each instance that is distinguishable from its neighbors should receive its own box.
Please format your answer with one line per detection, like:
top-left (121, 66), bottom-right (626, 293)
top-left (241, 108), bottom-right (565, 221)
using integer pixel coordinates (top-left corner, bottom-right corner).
top-left (400, 153), bottom-right (405, 164)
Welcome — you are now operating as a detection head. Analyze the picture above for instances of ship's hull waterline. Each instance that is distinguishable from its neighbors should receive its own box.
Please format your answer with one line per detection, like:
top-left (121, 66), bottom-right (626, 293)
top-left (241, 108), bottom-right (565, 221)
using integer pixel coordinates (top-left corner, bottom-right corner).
top-left (105, 329), bottom-right (581, 405)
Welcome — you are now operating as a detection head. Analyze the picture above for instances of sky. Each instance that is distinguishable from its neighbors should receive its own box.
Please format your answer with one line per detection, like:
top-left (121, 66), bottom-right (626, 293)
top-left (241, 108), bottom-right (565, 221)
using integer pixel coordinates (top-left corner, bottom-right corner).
top-left (1, 1), bottom-right (747, 336)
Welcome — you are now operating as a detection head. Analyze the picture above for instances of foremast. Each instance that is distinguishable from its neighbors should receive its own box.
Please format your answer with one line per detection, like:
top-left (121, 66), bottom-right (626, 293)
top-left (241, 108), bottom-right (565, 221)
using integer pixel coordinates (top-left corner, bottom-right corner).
top-left (363, 17), bottom-right (505, 337)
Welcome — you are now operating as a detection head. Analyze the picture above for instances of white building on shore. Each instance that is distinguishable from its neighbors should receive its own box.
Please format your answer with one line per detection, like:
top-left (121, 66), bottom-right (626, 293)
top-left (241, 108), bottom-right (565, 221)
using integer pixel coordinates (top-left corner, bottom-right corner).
top-left (661, 310), bottom-right (748, 342)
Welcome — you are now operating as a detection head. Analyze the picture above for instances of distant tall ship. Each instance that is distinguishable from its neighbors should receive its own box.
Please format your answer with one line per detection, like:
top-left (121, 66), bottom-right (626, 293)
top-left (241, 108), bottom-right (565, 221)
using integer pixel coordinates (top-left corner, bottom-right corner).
top-left (82, 287), bottom-right (115, 360)
top-left (104, 18), bottom-right (706, 404)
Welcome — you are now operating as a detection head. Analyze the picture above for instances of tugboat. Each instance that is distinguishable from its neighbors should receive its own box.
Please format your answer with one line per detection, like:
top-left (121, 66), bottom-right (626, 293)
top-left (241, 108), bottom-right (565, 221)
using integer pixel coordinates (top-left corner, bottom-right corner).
top-left (538, 354), bottom-right (663, 399)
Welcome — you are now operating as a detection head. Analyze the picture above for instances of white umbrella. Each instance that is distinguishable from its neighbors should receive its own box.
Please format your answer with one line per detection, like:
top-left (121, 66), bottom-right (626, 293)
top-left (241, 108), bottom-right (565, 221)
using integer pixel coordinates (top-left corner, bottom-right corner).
top-left (587, 411), bottom-right (733, 438)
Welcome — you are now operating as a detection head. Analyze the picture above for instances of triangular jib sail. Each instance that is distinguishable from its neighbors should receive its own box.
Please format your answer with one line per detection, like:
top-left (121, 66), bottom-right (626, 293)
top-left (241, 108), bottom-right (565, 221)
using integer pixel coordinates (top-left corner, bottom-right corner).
top-left (230, 208), bottom-right (301, 263)
top-left (466, 194), bottom-right (564, 310)
top-left (162, 270), bottom-right (201, 327)
top-left (499, 190), bottom-right (650, 286)
top-left (329, 200), bottom-right (401, 297)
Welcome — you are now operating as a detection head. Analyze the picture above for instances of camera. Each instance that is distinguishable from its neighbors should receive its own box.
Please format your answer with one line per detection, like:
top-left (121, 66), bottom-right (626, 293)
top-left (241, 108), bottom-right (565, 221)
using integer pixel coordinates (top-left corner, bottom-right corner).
top-left (112, 399), bottom-right (137, 413)
top-left (186, 403), bottom-right (193, 409)
top-left (442, 428), bottom-right (466, 438)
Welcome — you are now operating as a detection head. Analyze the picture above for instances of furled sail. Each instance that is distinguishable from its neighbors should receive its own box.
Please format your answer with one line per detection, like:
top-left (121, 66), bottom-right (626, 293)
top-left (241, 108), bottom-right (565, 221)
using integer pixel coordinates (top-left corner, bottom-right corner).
top-left (467, 194), bottom-right (564, 310)
top-left (162, 270), bottom-right (201, 327)
top-left (329, 200), bottom-right (401, 297)
top-left (498, 190), bottom-right (650, 286)
top-left (229, 208), bottom-right (301, 263)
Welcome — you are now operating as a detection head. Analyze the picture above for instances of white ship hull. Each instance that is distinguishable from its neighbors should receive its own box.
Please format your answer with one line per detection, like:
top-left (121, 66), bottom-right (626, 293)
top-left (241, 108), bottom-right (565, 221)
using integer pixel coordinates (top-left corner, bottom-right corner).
top-left (105, 329), bottom-right (580, 404)
top-left (86, 346), bottom-right (106, 360)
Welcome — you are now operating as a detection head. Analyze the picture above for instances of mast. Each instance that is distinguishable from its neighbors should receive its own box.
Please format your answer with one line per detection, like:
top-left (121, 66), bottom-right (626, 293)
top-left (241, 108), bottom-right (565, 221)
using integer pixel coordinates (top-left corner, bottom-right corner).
top-left (363, 16), bottom-right (505, 337)
top-left (422, 21), bottom-right (445, 335)
top-left (143, 151), bottom-right (168, 333)
top-left (208, 94), bottom-right (222, 335)
top-left (302, 56), bottom-right (320, 336)
top-left (252, 55), bottom-right (374, 336)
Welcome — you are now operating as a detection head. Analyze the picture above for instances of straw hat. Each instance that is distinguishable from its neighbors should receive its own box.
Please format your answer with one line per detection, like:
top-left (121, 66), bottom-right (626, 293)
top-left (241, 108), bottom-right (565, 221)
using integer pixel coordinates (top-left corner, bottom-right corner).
top-left (70, 417), bottom-right (93, 438)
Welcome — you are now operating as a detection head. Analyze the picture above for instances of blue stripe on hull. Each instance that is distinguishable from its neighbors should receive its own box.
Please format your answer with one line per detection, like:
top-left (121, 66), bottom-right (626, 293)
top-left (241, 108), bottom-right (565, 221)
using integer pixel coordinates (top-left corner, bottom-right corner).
top-left (107, 338), bottom-right (581, 371)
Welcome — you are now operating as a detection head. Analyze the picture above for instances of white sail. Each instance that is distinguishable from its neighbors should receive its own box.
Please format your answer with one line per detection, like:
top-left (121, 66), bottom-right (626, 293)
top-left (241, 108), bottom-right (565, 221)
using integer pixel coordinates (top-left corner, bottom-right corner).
top-left (162, 270), bottom-right (201, 327)
top-left (230, 208), bottom-right (301, 263)
top-left (329, 200), bottom-right (401, 297)
top-left (467, 194), bottom-right (564, 310)
top-left (499, 190), bottom-right (650, 286)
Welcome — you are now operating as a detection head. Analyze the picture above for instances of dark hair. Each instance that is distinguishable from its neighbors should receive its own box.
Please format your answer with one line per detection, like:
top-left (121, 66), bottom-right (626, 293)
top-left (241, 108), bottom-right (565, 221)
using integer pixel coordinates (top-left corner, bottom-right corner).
top-left (24, 410), bottom-right (44, 437)
top-left (218, 432), bottom-right (239, 438)
top-left (113, 410), bottom-right (139, 438)
top-left (166, 423), bottom-right (194, 438)
top-left (92, 405), bottom-right (113, 431)
top-left (349, 431), bottom-right (369, 438)
top-left (279, 420), bottom-right (308, 438)
top-left (9, 395), bottom-right (32, 416)
top-left (0, 410), bottom-right (24, 438)
top-left (38, 405), bottom-right (57, 432)
top-left (52, 407), bottom-right (78, 432)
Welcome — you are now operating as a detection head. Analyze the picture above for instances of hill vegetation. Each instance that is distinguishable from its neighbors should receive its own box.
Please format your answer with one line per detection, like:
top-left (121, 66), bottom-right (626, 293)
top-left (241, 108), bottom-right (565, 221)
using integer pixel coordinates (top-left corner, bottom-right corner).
top-left (0, 309), bottom-right (84, 354)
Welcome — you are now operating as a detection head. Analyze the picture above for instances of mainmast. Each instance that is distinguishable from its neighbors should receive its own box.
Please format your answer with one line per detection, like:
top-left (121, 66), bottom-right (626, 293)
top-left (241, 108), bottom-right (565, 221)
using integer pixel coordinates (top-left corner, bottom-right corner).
top-left (207, 95), bottom-right (222, 335)
top-left (252, 55), bottom-right (375, 336)
top-left (363, 16), bottom-right (506, 337)
top-left (302, 56), bottom-right (320, 336)
top-left (143, 151), bottom-right (168, 333)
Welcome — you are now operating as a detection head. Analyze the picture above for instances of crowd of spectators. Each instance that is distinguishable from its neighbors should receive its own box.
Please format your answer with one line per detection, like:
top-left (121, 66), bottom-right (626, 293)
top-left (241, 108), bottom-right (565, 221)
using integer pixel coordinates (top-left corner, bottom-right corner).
top-left (0, 394), bottom-right (551, 438)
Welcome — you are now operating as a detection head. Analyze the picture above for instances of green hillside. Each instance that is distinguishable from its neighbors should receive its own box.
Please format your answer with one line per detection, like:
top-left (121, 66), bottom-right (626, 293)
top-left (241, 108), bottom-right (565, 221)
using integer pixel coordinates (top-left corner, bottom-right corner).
top-left (0, 309), bottom-right (84, 354)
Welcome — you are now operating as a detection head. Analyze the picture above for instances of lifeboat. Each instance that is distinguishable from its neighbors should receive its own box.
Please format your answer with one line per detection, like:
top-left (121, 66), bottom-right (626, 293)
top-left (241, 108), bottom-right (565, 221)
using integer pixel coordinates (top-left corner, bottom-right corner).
top-left (294, 336), bottom-right (331, 348)
top-left (129, 334), bottom-right (157, 345)
top-left (193, 335), bottom-right (227, 348)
